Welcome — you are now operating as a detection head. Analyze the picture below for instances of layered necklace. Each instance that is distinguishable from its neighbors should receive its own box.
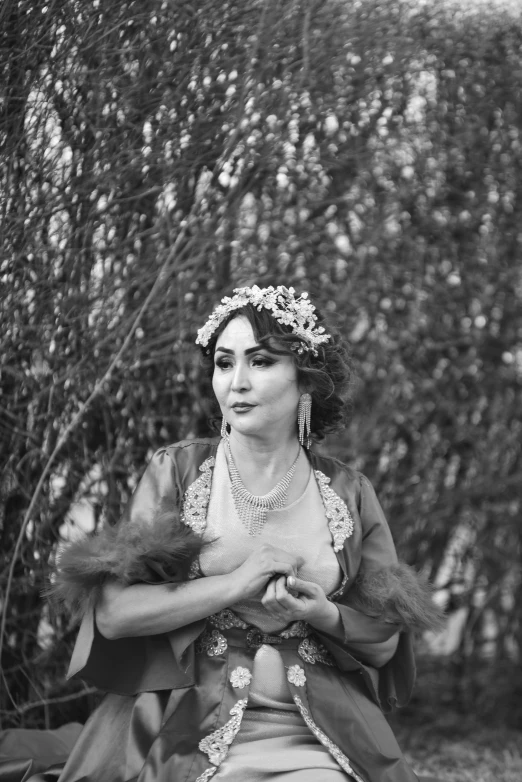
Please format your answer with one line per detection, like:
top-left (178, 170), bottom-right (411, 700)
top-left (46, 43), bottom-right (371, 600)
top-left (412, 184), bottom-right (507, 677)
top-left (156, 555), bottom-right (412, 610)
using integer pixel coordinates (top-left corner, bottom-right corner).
top-left (225, 437), bottom-right (301, 536)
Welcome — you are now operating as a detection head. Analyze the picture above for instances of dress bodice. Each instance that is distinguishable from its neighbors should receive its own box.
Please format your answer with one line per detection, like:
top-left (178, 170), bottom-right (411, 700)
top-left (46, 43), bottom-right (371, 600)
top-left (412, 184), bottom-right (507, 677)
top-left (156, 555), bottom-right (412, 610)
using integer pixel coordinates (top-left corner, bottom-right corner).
top-left (199, 442), bottom-right (342, 634)
top-left (199, 441), bottom-right (343, 710)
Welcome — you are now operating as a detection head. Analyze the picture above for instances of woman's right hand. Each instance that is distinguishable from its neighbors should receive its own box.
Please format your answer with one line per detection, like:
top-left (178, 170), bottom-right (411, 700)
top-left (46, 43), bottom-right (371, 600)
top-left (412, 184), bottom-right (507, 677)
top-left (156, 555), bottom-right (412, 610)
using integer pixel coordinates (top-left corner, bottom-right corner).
top-left (230, 544), bottom-right (303, 600)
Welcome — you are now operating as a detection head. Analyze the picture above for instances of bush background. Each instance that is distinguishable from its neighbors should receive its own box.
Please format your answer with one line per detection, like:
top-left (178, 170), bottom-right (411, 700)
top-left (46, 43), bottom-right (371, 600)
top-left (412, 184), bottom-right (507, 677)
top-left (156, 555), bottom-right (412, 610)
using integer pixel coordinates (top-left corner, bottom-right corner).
top-left (1, 0), bottom-right (521, 768)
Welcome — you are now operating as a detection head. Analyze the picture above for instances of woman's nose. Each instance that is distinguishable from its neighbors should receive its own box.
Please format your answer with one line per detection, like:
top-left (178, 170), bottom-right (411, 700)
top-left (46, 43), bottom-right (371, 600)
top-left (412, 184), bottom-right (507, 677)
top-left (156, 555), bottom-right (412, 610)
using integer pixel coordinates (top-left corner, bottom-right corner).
top-left (230, 362), bottom-right (251, 391)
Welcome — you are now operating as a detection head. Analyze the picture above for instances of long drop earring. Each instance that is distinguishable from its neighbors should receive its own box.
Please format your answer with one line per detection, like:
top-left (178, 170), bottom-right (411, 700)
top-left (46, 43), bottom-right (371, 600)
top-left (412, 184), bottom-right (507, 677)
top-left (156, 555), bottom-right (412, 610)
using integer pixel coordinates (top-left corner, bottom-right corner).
top-left (298, 393), bottom-right (312, 448)
top-left (221, 417), bottom-right (228, 439)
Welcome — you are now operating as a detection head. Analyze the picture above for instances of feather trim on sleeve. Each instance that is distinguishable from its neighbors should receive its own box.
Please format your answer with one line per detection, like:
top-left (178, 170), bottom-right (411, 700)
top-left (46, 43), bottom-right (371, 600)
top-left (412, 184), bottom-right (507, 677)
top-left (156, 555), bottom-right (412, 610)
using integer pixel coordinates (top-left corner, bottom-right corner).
top-left (347, 562), bottom-right (445, 633)
top-left (49, 512), bottom-right (203, 620)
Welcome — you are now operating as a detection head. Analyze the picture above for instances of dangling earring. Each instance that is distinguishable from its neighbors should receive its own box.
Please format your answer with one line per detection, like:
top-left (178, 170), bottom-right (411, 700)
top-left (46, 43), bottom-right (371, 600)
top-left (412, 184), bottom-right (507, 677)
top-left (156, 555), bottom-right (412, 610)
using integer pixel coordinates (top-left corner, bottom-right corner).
top-left (298, 393), bottom-right (312, 448)
top-left (221, 417), bottom-right (228, 439)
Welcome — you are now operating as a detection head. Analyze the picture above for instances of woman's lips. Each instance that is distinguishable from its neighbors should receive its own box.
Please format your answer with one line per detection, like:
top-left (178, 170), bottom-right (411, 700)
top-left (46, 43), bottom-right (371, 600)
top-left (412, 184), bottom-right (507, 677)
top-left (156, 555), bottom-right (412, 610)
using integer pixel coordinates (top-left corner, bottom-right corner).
top-left (231, 404), bottom-right (256, 412)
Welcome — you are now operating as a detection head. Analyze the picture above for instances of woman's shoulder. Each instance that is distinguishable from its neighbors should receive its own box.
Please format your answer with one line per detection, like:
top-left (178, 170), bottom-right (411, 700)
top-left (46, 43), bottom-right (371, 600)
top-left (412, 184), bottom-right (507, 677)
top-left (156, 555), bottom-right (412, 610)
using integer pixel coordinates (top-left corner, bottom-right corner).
top-left (163, 436), bottom-right (220, 453)
top-left (156, 436), bottom-right (219, 461)
top-left (309, 449), bottom-right (363, 482)
top-left (309, 449), bottom-right (366, 505)
top-left (139, 438), bottom-right (219, 471)
top-left (139, 438), bottom-right (220, 497)
top-left (156, 437), bottom-right (220, 471)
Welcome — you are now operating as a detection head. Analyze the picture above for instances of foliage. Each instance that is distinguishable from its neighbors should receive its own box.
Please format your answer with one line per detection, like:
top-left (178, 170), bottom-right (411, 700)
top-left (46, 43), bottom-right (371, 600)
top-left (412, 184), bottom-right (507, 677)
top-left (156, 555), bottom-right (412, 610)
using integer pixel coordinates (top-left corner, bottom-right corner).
top-left (1, 0), bottom-right (521, 727)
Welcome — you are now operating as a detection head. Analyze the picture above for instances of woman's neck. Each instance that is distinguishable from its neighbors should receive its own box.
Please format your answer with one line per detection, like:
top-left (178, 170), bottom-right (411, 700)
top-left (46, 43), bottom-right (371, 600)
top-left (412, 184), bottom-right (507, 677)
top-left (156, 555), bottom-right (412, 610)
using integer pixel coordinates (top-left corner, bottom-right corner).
top-left (227, 431), bottom-right (301, 479)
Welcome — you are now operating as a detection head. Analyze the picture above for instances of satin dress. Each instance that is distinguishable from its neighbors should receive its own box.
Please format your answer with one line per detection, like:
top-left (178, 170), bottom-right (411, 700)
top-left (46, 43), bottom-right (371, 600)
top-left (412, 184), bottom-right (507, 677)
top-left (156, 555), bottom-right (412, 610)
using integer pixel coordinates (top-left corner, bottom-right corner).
top-left (50, 438), bottom-right (425, 782)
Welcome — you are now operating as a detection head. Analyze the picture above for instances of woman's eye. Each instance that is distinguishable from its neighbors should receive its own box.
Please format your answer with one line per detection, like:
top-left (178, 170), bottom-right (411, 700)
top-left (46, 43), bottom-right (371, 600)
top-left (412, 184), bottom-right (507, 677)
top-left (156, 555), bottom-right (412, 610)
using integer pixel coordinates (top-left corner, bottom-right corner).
top-left (252, 355), bottom-right (274, 367)
top-left (215, 359), bottom-right (233, 370)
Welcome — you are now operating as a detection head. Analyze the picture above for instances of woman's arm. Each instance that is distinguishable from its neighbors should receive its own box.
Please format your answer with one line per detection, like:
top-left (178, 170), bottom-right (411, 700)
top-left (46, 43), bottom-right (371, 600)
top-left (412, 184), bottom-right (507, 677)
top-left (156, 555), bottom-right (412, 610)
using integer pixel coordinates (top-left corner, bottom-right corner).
top-left (310, 595), bottom-right (402, 670)
top-left (261, 472), bottom-right (442, 669)
top-left (96, 575), bottom-right (239, 639)
top-left (96, 543), bottom-right (303, 640)
top-left (318, 476), bottom-right (442, 670)
top-left (262, 575), bottom-right (399, 668)
top-left (319, 603), bottom-right (400, 668)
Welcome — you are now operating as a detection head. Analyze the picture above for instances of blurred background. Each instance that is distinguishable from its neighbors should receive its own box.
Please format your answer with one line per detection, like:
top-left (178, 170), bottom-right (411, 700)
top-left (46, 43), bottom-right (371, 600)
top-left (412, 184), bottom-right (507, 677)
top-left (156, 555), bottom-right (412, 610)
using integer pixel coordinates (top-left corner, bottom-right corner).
top-left (1, 0), bottom-right (521, 778)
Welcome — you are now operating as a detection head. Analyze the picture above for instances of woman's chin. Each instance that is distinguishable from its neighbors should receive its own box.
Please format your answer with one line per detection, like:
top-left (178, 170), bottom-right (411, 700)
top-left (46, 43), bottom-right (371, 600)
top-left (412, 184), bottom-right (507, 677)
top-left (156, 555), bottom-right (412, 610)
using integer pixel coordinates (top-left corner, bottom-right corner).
top-left (230, 422), bottom-right (265, 438)
top-left (229, 416), bottom-right (273, 438)
top-left (229, 422), bottom-right (295, 442)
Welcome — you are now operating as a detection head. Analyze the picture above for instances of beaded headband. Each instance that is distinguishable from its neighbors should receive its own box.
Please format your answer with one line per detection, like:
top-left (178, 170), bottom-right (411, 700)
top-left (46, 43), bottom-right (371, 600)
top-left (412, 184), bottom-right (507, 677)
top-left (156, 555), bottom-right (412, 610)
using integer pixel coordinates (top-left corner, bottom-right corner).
top-left (195, 285), bottom-right (331, 355)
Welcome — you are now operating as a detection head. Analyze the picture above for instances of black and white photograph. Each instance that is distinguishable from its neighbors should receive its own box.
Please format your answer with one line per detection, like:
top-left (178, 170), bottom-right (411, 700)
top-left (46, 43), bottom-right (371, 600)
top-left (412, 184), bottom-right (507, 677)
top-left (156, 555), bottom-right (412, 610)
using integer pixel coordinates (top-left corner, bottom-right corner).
top-left (1, 1), bottom-right (521, 781)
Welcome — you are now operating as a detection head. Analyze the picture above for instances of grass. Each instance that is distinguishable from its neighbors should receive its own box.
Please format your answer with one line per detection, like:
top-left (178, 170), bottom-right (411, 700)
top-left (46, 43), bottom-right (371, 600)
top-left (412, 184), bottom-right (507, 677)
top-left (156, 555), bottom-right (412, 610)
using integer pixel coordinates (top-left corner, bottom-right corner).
top-left (388, 656), bottom-right (522, 782)
top-left (392, 717), bottom-right (522, 782)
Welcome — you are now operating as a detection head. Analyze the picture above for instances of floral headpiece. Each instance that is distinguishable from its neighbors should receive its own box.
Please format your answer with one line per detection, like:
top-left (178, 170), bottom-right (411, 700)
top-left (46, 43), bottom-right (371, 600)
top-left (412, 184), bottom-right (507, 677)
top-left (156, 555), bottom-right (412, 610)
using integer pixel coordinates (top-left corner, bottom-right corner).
top-left (196, 285), bottom-right (331, 355)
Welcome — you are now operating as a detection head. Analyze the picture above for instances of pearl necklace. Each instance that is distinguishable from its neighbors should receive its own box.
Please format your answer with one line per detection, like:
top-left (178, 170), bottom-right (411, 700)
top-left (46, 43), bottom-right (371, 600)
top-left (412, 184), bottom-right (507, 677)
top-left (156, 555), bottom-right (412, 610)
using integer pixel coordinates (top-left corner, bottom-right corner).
top-left (225, 437), bottom-right (301, 536)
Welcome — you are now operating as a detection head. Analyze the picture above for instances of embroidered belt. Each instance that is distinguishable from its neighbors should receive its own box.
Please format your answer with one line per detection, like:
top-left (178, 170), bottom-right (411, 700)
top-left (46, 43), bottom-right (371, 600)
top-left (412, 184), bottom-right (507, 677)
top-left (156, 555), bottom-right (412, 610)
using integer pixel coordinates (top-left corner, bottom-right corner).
top-left (198, 612), bottom-right (336, 667)
top-left (223, 626), bottom-right (306, 651)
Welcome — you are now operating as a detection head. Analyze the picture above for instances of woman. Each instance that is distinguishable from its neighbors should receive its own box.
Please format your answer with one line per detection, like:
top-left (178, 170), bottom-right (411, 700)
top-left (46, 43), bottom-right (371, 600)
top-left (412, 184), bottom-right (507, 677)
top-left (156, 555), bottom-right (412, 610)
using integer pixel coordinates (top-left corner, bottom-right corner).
top-left (54, 285), bottom-right (442, 782)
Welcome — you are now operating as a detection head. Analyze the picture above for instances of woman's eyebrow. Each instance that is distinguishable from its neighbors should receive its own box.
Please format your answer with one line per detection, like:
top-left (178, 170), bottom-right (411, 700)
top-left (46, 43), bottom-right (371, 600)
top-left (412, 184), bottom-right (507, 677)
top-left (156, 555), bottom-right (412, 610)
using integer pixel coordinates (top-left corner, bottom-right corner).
top-left (215, 345), bottom-right (265, 355)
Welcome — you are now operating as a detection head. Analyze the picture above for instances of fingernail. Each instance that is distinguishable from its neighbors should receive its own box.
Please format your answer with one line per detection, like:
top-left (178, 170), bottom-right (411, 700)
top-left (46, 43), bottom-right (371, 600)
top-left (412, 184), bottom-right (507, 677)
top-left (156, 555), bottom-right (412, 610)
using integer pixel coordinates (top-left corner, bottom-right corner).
top-left (287, 576), bottom-right (295, 587)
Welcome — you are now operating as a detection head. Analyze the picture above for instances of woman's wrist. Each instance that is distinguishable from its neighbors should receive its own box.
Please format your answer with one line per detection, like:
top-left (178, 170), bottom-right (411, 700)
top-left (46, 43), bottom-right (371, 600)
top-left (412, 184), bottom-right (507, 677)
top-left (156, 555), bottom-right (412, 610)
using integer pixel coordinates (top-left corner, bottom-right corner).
top-left (307, 601), bottom-right (342, 635)
top-left (221, 570), bottom-right (247, 606)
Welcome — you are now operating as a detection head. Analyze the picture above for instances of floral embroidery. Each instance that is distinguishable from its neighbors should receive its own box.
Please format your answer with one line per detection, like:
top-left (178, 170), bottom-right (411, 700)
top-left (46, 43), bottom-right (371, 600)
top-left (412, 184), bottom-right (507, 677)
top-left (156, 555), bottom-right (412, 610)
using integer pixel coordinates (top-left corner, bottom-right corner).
top-left (315, 470), bottom-right (354, 552)
top-left (181, 457), bottom-right (215, 534)
top-left (195, 768), bottom-right (217, 782)
top-left (230, 667), bottom-right (252, 689)
top-left (279, 620), bottom-right (310, 639)
top-left (199, 699), bottom-right (247, 766)
top-left (298, 636), bottom-right (335, 666)
top-left (287, 664), bottom-right (306, 686)
top-left (209, 609), bottom-right (249, 631)
top-left (188, 559), bottom-right (202, 580)
top-left (293, 695), bottom-right (365, 782)
top-left (195, 629), bottom-right (227, 657)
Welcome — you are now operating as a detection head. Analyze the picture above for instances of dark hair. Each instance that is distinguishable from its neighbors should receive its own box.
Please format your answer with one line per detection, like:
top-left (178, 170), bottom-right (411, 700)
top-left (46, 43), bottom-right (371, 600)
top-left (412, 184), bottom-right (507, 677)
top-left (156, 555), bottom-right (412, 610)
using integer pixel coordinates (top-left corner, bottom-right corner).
top-left (199, 300), bottom-right (355, 441)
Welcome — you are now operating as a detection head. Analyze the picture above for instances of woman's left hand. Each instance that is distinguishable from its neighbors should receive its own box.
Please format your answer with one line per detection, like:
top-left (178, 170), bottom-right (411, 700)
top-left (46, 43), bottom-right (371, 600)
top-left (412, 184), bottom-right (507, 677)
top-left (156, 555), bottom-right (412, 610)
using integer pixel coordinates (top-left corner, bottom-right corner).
top-left (261, 575), bottom-right (341, 635)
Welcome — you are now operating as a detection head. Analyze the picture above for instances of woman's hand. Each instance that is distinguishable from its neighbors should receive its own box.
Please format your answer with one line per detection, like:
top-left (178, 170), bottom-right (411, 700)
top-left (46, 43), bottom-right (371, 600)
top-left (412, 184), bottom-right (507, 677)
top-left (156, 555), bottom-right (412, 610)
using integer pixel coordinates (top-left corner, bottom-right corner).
top-left (230, 545), bottom-right (304, 600)
top-left (261, 575), bottom-right (341, 634)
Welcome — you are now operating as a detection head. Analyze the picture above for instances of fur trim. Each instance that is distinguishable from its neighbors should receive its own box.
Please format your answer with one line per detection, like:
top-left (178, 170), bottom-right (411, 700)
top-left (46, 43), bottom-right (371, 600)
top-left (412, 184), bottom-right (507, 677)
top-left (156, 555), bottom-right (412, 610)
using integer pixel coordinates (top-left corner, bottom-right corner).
top-left (49, 512), bottom-right (203, 620)
top-left (348, 563), bottom-right (445, 633)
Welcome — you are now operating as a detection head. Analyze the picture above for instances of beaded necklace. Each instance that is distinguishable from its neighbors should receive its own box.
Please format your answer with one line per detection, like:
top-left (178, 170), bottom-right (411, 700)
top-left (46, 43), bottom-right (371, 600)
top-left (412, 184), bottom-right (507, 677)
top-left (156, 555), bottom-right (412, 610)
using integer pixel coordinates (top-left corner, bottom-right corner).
top-left (225, 437), bottom-right (301, 536)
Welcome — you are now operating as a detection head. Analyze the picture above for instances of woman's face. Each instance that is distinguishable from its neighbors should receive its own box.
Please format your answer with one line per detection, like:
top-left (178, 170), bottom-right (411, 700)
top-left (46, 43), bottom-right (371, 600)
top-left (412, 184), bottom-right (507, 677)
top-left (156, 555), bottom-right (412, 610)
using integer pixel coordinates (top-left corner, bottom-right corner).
top-left (212, 315), bottom-right (301, 441)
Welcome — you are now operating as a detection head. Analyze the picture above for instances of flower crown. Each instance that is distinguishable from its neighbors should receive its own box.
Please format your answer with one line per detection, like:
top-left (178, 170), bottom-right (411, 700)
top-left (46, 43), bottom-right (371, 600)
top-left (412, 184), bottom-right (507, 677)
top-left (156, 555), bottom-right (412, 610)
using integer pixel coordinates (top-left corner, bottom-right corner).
top-left (196, 285), bottom-right (331, 355)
